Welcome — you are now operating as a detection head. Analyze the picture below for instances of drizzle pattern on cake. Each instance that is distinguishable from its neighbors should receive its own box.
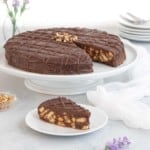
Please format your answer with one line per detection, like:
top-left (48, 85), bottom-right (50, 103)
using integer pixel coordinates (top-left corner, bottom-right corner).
top-left (4, 28), bottom-right (126, 74)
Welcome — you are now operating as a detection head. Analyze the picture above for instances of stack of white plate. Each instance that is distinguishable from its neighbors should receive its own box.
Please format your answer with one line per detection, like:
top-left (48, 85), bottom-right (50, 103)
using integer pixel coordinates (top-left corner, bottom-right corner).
top-left (119, 16), bottom-right (150, 42)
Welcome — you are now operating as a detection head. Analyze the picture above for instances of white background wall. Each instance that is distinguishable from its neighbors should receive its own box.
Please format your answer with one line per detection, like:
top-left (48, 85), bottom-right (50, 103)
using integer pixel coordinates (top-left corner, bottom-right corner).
top-left (0, 0), bottom-right (150, 43)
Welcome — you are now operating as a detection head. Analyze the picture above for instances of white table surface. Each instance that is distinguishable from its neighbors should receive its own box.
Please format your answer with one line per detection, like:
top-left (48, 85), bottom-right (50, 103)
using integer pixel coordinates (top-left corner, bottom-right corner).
top-left (1, 23), bottom-right (150, 150)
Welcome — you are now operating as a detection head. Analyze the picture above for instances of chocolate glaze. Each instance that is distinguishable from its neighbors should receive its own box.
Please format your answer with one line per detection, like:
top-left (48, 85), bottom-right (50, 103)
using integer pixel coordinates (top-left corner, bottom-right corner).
top-left (38, 97), bottom-right (91, 129)
top-left (38, 97), bottom-right (90, 117)
top-left (4, 28), bottom-right (126, 74)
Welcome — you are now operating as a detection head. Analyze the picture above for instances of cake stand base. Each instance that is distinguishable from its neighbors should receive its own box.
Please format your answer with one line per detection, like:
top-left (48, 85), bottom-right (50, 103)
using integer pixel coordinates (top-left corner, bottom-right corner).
top-left (24, 79), bottom-right (103, 95)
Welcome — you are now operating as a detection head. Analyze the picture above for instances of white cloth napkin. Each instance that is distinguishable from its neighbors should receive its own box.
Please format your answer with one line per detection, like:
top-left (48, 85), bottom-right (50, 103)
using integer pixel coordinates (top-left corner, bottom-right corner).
top-left (87, 45), bottom-right (150, 129)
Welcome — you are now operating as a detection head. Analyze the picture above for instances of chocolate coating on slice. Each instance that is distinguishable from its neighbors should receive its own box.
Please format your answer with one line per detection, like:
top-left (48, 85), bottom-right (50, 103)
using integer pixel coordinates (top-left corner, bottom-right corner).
top-left (38, 97), bottom-right (91, 130)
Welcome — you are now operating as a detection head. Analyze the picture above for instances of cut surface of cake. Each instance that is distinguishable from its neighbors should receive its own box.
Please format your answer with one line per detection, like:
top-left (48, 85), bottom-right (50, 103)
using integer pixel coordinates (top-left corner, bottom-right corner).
top-left (4, 27), bottom-right (126, 74)
top-left (38, 97), bottom-right (91, 130)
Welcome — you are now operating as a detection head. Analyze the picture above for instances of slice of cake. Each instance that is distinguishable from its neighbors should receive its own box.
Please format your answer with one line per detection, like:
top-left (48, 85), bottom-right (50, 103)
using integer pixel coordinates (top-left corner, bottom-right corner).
top-left (38, 97), bottom-right (91, 130)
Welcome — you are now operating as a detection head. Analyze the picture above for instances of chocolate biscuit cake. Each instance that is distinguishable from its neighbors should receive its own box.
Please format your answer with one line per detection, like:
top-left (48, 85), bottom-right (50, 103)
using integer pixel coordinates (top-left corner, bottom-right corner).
top-left (38, 97), bottom-right (91, 130)
top-left (4, 28), bottom-right (126, 74)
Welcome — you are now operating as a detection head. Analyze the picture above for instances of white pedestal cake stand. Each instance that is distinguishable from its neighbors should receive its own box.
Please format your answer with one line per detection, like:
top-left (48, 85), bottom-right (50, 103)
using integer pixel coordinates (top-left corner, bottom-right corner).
top-left (0, 40), bottom-right (139, 95)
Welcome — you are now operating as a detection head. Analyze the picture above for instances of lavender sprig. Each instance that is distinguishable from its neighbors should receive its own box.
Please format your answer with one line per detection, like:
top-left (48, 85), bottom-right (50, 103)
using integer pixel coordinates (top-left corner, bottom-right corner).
top-left (2, 0), bottom-right (29, 37)
top-left (20, 0), bottom-right (29, 15)
top-left (12, 0), bottom-right (20, 35)
top-left (105, 137), bottom-right (131, 150)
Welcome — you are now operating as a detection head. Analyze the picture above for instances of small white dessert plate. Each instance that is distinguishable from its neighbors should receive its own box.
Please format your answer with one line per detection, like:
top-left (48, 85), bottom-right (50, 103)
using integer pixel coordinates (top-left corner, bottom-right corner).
top-left (120, 32), bottom-right (150, 42)
top-left (119, 27), bottom-right (150, 36)
top-left (119, 18), bottom-right (150, 29)
top-left (25, 104), bottom-right (108, 136)
top-left (119, 25), bottom-right (150, 34)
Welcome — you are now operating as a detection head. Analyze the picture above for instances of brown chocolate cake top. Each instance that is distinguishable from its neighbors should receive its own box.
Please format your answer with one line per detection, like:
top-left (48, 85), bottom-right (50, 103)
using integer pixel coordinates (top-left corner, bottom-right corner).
top-left (5, 30), bottom-right (92, 65)
top-left (38, 97), bottom-right (91, 117)
top-left (4, 27), bottom-right (126, 74)
top-left (36, 27), bottom-right (124, 53)
top-left (7, 27), bottom-right (124, 57)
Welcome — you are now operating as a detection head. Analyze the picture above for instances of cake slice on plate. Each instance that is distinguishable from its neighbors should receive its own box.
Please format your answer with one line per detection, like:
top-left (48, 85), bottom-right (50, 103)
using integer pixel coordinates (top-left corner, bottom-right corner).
top-left (38, 97), bottom-right (91, 130)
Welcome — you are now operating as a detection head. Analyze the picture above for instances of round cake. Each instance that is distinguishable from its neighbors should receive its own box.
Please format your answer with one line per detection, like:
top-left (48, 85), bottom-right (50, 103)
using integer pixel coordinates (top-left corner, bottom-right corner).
top-left (4, 28), bottom-right (126, 74)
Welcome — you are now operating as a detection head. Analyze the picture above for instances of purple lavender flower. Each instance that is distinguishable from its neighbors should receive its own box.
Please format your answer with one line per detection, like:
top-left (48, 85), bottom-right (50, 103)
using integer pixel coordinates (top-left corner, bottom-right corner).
top-left (2, 0), bottom-right (29, 37)
top-left (105, 137), bottom-right (131, 150)
top-left (12, 0), bottom-right (20, 9)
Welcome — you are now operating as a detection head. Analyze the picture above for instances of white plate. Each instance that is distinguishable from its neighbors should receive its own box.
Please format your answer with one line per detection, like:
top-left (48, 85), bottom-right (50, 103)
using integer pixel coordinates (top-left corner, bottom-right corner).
top-left (119, 25), bottom-right (150, 33)
top-left (25, 104), bottom-right (108, 136)
top-left (119, 32), bottom-right (150, 42)
top-left (119, 18), bottom-right (150, 29)
top-left (0, 40), bottom-right (139, 95)
top-left (119, 31), bottom-right (150, 38)
top-left (119, 27), bottom-right (150, 35)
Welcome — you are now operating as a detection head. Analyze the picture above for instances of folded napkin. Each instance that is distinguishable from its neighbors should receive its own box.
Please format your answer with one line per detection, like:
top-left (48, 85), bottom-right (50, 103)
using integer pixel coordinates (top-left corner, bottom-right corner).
top-left (87, 45), bottom-right (150, 129)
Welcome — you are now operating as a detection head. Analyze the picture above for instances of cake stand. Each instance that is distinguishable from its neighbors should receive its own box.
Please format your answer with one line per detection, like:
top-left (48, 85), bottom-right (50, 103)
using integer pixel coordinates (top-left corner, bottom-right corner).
top-left (0, 40), bottom-right (139, 95)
